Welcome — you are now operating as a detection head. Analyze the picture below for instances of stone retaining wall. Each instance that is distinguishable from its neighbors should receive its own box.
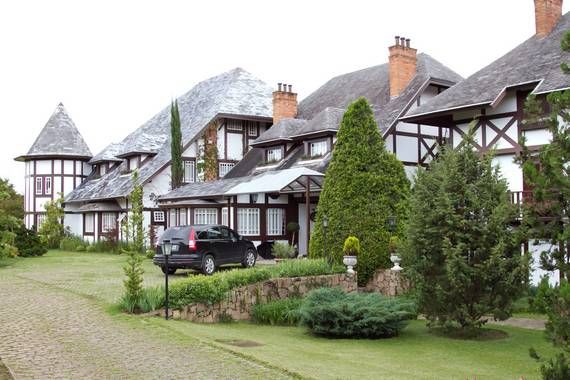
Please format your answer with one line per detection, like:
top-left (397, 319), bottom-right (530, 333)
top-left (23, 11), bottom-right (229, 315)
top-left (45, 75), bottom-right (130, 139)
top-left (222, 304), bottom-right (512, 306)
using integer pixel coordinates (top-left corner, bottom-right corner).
top-left (364, 269), bottom-right (408, 296)
top-left (164, 273), bottom-right (357, 323)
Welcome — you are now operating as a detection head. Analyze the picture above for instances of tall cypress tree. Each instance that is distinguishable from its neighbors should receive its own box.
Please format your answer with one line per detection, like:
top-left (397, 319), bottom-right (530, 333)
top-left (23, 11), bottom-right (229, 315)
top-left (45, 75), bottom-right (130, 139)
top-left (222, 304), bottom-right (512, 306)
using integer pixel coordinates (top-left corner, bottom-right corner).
top-left (170, 100), bottom-right (183, 189)
top-left (308, 97), bottom-right (410, 286)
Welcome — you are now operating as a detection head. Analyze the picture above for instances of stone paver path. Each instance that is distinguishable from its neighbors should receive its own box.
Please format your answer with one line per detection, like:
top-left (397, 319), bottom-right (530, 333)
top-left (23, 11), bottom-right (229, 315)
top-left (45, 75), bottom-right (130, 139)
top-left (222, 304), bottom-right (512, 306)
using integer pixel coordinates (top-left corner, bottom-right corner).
top-left (489, 317), bottom-right (546, 330)
top-left (0, 273), bottom-right (291, 379)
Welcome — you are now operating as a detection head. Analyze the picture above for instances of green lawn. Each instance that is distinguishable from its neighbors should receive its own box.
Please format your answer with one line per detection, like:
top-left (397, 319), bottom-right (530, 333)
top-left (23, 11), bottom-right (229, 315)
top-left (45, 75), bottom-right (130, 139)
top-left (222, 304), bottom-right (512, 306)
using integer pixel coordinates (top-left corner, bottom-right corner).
top-left (1, 250), bottom-right (557, 379)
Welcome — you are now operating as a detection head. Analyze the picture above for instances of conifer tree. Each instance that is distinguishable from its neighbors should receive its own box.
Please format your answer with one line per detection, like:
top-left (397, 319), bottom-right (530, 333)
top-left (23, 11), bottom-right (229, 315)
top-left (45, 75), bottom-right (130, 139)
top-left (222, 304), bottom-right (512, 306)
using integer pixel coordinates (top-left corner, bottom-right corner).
top-left (170, 100), bottom-right (183, 189)
top-left (308, 97), bottom-right (410, 286)
top-left (404, 133), bottom-right (526, 333)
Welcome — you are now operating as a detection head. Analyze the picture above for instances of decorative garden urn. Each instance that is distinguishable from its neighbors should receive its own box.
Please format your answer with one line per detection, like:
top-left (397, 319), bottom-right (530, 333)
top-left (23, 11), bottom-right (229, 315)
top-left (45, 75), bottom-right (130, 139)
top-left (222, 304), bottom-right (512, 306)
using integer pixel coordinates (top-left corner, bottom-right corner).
top-left (343, 256), bottom-right (357, 274)
top-left (390, 254), bottom-right (402, 271)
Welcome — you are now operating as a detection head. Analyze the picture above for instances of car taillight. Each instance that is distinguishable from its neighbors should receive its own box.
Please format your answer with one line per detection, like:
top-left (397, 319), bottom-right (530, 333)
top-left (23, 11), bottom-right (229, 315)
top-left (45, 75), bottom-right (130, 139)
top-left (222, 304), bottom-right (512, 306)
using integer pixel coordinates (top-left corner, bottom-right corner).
top-left (188, 228), bottom-right (197, 251)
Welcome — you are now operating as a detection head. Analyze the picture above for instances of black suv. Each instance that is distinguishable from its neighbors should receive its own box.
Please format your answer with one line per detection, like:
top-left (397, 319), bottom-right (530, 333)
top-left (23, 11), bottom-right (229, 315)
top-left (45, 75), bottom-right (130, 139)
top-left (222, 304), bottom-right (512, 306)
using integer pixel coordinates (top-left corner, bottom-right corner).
top-left (153, 224), bottom-right (257, 275)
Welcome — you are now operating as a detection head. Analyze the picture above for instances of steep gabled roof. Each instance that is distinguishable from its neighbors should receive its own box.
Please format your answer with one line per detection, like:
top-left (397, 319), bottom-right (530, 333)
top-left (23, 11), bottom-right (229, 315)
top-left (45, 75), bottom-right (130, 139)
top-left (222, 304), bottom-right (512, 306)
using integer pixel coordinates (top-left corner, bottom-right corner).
top-left (251, 118), bottom-right (308, 146)
top-left (405, 13), bottom-right (570, 120)
top-left (65, 68), bottom-right (273, 203)
top-left (88, 143), bottom-right (123, 164)
top-left (16, 103), bottom-right (92, 161)
top-left (298, 53), bottom-right (463, 131)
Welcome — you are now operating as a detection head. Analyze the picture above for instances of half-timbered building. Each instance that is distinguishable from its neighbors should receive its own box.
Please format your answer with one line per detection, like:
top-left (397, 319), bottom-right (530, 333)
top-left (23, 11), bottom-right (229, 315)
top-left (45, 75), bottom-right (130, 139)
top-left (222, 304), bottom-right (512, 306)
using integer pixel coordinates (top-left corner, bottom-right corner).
top-left (402, 0), bottom-right (570, 284)
top-left (158, 39), bottom-right (462, 255)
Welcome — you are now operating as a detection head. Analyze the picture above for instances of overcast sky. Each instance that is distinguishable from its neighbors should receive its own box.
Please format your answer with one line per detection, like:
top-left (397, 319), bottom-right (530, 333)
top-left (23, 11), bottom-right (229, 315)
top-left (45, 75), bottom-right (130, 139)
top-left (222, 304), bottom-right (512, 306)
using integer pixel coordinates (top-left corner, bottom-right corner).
top-left (1, 0), bottom-right (568, 193)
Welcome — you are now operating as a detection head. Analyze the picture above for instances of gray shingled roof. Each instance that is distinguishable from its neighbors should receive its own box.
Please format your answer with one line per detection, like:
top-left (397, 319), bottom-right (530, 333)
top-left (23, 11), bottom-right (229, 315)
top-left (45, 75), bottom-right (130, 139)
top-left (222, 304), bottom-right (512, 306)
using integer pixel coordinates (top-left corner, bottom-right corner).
top-left (298, 53), bottom-right (463, 131)
top-left (88, 143), bottom-right (124, 164)
top-left (251, 118), bottom-right (307, 145)
top-left (405, 13), bottom-right (570, 119)
top-left (16, 103), bottom-right (92, 161)
top-left (65, 68), bottom-right (273, 203)
top-left (291, 107), bottom-right (345, 138)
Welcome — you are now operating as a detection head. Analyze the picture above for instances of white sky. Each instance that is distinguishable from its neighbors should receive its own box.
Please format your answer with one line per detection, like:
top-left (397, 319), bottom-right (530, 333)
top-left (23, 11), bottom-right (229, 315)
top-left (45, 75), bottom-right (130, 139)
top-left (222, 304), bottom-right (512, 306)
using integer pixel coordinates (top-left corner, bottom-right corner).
top-left (1, 0), bottom-right (568, 193)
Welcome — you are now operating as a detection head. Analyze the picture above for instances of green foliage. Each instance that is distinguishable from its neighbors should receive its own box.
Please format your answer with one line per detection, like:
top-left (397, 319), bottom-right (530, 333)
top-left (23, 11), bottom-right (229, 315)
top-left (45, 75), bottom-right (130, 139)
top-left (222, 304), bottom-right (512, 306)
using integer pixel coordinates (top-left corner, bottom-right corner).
top-left (530, 277), bottom-right (555, 314)
top-left (39, 194), bottom-right (65, 249)
top-left (531, 349), bottom-right (570, 380)
top-left (0, 178), bottom-right (23, 220)
top-left (545, 281), bottom-right (570, 351)
top-left (404, 132), bottom-right (527, 332)
top-left (14, 225), bottom-right (46, 257)
top-left (309, 98), bottom-right (410, 286)
top-left (272, 242), bottom-right (296, 259)
top-left (169, 275), bottom-right (229, 308)
top-left (252, 298), bottom-right (303, 325)
top-left (128, 170), bottom-right (145, 254)
top-left (145, 259), bottom-right (340, 311)
top-left (60, 235), bottom-right (88, 251)
top-left (299, 287), bottom-right (416, 338)
top-left (121, 249), bottom-right (145, 312)
top-left (343, 236), bottom-right (360, 256)
top-left (269, 258), bottom-right (344, 278)
top-left (170, 99), bottom-right (183, 189)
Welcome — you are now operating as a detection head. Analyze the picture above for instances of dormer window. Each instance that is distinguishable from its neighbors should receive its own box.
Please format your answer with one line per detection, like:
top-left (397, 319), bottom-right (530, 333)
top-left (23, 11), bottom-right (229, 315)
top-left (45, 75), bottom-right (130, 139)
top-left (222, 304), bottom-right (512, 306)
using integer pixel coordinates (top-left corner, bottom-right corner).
top-left (128, 156), bottom-right (139, 171)
top-left (310, 140), bottom-right (328, 157)
top-left (266, 147), bottom-right (283, 163)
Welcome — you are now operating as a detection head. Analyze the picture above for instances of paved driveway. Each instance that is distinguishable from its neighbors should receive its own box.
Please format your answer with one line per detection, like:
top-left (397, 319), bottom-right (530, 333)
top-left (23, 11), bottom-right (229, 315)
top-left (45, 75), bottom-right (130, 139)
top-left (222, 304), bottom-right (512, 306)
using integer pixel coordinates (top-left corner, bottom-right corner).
top-left (0, 255), bottom-right (291, 379)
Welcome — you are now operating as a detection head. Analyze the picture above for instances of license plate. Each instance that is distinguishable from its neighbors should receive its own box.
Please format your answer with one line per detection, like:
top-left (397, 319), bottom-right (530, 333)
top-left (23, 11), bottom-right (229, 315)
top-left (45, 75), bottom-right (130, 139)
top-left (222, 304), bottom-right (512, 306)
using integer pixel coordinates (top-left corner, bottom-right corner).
top-left (171, 244), bottom-right (179, 252)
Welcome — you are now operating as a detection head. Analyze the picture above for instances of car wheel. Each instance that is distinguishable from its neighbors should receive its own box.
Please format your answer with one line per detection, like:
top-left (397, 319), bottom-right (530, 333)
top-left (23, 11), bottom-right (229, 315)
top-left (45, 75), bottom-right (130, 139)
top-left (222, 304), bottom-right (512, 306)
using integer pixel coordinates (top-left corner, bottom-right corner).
top-left (161, 267), bottom-right (177, 275)
top-left (242, 248), bottom-right (256, 268)
top-left (202, 254), bottom-right (216, 275)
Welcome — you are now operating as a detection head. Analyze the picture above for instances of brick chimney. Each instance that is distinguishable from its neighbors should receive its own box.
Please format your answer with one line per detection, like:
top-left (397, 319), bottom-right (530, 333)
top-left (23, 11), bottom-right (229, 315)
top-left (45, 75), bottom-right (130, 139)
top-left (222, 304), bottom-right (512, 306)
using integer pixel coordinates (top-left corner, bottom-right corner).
top-left (534, 0), bottom-right (563, 38)
top-left (272, 83), bottom-right (297, 124)
top-left (388, 36), bottom-right (417, 98)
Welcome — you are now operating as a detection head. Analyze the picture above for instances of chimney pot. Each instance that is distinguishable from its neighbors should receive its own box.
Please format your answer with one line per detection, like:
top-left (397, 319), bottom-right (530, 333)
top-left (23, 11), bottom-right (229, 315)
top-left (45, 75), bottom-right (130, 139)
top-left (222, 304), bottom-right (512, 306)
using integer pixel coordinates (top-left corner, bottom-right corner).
top-left (277, 83), bottom-right (282, 91)
top-left (405, 38), bottom-right (411, 48)
top-left (288, 84), bottom-right (292, 92)
top-left (400, 37), bottom-right (406, 47)
top-left (395, 35), bottom-right (400, 45)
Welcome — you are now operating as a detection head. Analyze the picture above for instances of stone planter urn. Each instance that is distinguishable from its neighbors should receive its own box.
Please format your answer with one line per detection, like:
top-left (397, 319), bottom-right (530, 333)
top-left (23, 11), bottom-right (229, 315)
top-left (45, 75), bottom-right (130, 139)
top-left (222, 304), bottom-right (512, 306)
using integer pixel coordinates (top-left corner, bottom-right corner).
top-left (390, 254), bottom-right (402, 271)
top-left (343, 255), bottom-right (357, 274)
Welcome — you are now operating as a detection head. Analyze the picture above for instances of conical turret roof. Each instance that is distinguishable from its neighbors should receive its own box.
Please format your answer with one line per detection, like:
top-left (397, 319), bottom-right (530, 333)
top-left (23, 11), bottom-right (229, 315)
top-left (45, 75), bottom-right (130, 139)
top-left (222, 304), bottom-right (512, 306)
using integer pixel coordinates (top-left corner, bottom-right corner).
top-left (15, 103), bottom-right (92, 161)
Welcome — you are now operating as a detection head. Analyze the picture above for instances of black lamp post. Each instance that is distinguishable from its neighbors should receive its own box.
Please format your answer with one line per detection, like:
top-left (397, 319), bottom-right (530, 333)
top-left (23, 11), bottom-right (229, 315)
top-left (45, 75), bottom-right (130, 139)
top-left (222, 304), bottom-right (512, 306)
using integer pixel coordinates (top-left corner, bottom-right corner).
top-left (162, 239), bottom-right (172, 320)
top-left (323, 215), bottom-right (329, 264)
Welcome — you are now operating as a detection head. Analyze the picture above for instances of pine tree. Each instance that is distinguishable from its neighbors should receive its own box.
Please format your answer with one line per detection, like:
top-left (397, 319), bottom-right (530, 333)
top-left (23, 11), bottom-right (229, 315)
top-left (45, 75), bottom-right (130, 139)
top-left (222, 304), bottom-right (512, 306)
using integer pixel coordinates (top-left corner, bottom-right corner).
top-left (518, 32), bottom-right (570, 282)
top-left (308, 97), bottom-right (410, 286)
top-left (170, 100), bottom-right (183, 189)
top-left (39, 193), bottom-right (65, 249)
top-left (128, 170), bottom-right (144, 254)
top-left (404, 132), bottom-right (527, 333)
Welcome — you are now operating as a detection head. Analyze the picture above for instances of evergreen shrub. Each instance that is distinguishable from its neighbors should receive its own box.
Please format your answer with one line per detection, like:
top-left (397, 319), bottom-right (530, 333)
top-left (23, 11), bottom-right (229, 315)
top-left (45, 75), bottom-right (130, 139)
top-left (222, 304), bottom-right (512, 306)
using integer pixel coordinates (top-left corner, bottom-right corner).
top-left (299, 287), bottom-right (416, 338)
top-left (14, 226), bottom-right (46, 257)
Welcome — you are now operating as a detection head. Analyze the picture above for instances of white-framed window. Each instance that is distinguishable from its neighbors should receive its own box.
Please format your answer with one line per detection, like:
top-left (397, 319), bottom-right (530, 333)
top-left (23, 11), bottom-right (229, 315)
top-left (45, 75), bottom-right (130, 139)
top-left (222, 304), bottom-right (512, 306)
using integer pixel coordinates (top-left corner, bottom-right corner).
top-left (183, 160), bottom-right (195, 183)
top-left (179, 208), bottom-right (187, 226)
top-left (194, 208), bottom-right (218, 225)
top-left (169, 209), bottom-right (177, 227)
top-left (237, 208), bottom-right (260, 236)
top-left (222, 208), bottom-right (229, 227)
top-left (44, 177), bottom-right (52, 195)
top-left (267, 148), bottom-right (283, 163)
top-left (129, 156), bottom-right (139, 171)
top-left (248, 124), bottom-right (257, 136)
top-left (84, 213), bottom-right (95, 234)
top-left (219, 162), bottom-right (235, 178)
top-left (267, 208), bottom-right (286, 236)
top-left (35, 177), bottom-right (43, 195)
top-left (101, 212), bottom-right (116, 233)
top-left (226, 119), bottom-right (243, 132)
top-left (310, 140), bottom-right (328, 157)
top-left (100, 165), bottom-right (107, 176)
top-left (153, 211), bottom-right (165, 223)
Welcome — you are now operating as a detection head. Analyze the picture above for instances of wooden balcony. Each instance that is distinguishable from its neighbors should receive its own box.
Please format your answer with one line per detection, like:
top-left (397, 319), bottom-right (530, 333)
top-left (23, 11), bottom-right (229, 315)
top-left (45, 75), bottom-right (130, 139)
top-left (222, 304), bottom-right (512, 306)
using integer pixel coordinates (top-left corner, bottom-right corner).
top-left (509, 191), bottom-right (555, 221)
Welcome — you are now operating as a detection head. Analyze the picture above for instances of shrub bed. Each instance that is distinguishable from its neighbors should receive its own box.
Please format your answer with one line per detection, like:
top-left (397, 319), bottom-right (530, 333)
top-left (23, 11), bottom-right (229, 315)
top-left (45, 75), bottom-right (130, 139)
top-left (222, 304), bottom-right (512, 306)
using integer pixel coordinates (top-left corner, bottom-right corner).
top-left (125, 259), bottom-right (343, 313)
top-left (252, 298), bottom-right (303, 326)
top-left (299, 287), bottom-right (416, 338)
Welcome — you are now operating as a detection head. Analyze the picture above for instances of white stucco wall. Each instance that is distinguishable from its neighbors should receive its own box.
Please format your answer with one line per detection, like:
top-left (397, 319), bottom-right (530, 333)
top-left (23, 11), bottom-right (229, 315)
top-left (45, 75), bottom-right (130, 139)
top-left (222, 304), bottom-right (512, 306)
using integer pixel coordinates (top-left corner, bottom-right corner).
top-left (492, 155), bottom-right (523, 192)
top-left (528, 241), bottom-right (559, 286)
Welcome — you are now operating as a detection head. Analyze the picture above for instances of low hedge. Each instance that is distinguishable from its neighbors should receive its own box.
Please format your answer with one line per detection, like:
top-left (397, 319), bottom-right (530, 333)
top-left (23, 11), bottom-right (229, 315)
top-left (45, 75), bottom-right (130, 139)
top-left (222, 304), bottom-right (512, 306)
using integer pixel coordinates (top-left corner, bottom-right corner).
top-left (299, 287), bottom-right (416, 338)
top-left (137, 258), bottom-right (343, 312)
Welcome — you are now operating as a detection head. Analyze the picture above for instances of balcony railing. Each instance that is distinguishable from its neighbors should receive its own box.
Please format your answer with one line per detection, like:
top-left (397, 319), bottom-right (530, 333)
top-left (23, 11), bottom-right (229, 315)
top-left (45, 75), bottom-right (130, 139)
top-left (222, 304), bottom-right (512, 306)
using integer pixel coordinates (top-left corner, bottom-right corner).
top-left (509, 191), bottom-right (534, 206)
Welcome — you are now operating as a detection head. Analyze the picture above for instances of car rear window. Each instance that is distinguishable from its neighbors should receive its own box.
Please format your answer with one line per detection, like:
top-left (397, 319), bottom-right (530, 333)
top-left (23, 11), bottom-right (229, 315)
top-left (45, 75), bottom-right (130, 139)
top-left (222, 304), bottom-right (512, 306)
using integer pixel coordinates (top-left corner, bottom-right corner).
top-left (160, 226), bottom-right (191, 242)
